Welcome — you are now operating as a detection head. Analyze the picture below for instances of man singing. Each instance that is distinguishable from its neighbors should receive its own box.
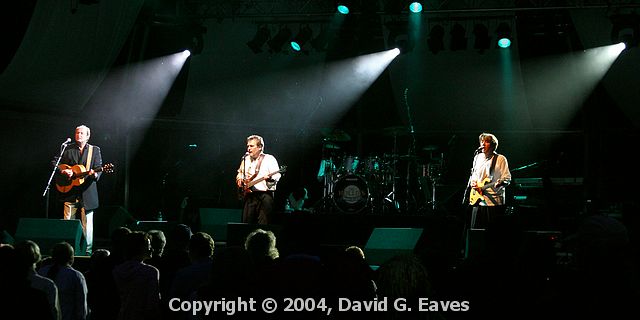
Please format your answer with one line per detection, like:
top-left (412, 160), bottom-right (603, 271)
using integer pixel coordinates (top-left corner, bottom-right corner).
top-left (235, 135), bottom-right (281, 224)
top-left (58, 125), bottom-right (102, 255)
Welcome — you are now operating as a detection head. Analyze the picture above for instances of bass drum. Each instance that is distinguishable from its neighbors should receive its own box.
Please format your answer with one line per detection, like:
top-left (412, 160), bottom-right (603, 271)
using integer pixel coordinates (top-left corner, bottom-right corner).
top-left (333, 174), bottom-right (369, 213)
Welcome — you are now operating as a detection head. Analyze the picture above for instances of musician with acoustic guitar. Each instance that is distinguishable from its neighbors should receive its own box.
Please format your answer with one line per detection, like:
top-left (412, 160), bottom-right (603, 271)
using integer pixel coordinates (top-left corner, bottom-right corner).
top-left (465, 132), bottom-right (512, 231)
top-left (235, 135), bottom-right (282, 224)
top-left (56, 124), bottom-right (104, 255)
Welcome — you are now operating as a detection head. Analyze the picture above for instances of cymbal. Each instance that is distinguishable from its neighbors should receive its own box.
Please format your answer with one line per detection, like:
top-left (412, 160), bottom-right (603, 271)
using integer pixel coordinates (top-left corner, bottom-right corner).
top-left (383, 154), bottom-right (420, 159)
top-left (321, 128), bottom-right (351, 142)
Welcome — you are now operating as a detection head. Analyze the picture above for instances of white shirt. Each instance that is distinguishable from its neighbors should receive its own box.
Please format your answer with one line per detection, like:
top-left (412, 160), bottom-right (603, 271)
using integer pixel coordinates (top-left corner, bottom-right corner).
top-left (236, 153), bottom-right (281, 191)
top-left (470, 152), bottom-right (511, 206)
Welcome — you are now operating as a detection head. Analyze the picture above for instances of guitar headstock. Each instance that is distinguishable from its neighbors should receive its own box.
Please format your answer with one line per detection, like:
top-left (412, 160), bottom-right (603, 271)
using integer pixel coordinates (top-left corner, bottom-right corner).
top-left (279, 165), bottom-right (287, 173)
top-left (102, 163), bottom-right (114, 173)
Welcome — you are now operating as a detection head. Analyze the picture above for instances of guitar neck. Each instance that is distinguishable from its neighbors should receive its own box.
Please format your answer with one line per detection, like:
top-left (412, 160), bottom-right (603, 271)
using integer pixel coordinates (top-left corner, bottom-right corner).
top-left (246, 170), bottom-right (279, 188)
top-left (74, 166), bottom-right (103, 179)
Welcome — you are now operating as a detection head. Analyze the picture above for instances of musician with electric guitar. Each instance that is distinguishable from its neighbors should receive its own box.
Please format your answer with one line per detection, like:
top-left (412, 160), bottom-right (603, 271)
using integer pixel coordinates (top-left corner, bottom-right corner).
top-left (235, 135), bottom-right (282, 225)
top-left (56, 125), bottom-right (107, 255)
top-left (464, 132), bottom-right (512, 230)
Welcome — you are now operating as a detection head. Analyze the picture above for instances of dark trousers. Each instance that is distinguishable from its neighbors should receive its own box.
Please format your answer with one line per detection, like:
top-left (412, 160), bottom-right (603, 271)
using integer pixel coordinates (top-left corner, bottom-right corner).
top-left (242, 191), bottom-right (274, 225)
top-left (470, 205), bottom-right (506, 229)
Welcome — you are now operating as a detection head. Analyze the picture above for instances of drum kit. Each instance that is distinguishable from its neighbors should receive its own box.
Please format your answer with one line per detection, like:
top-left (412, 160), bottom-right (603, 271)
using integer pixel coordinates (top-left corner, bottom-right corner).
top-left (317, 127), bottom-right (446, 214)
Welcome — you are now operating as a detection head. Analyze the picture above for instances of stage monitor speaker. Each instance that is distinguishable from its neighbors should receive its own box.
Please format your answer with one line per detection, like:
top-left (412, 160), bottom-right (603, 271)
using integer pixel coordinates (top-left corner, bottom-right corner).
top-left (364, 228), bottom-right (424, 267)
top-left (14, 218), bottom-right (86, 256)
top-left (226, 223), bottom-right (284, 247)
top-left (198, 208), bottom-right (242, 242)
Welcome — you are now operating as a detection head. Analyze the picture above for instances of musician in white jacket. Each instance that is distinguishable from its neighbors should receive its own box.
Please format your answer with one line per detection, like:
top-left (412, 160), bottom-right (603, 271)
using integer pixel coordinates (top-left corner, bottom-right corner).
top-left (467, 132), bottom-right (512, 229)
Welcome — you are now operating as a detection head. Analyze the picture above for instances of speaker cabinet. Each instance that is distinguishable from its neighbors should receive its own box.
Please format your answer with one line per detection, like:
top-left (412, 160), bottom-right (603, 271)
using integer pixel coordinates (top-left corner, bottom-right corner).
top-left (364, 228), bottom-right (424, 267)
top-left (14, 218), bottom-right (86, 256)
top-left (198, 208), bottom-right (242, 242)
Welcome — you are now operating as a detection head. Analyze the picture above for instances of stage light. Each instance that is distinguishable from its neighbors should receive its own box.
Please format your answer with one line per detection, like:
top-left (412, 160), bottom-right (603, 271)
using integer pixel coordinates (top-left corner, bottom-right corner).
top-left (473, 23), bottom-right (491, 53)
top-left (268, 25), bottom-right (292, 53)
top-left (386, 22), bottom-right (413, 54)
top-left (247, 25), bottom-right (271, 53)
top-left (409, 2), bottom-right (422, 13)
top-left (427, 24), bottom-right (445, 54)
top-left (450, 23), bottom-right (467, 51)
top-left (291, 25), bottom-right (313, 52)
top-left (337, 5), bottom-right (349, 14)
top-left (610, 13), bottom-right (640, 48)
top-left (496, 22), bottom-right (512, 48)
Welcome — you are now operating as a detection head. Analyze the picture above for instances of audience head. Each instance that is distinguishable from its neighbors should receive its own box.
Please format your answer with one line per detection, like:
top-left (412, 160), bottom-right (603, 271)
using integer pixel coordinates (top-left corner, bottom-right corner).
top-left (345, 245), bottom-right (365, 260)
top-left (51, 242), bottom-right (75, 266)
top-left (14, 240), bottom-right (42, 269)
top-left (147, 229), bottom-right (167, 258)
top-left (123, 231), bottom-right (152, 261)
top-left (170, 224), bottom-right (193, 250)
top-left (244, 229), bottom-right (279, 260)
top-left (188, 232), bottom-right (215, 262)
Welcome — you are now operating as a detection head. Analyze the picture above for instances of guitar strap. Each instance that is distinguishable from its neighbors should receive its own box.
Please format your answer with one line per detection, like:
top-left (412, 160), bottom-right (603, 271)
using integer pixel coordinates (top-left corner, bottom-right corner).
top-left (489, 152), bottom-right (498, 178)
top-left (248, 154), bottom-right (265, 181)
top-left (86, 145), bottom-right (93, 170)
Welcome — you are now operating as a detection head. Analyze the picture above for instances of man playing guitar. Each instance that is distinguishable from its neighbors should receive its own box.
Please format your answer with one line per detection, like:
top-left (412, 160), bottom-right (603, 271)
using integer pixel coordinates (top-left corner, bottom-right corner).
top-left (235, 135), bottom-right (282, 224)
top-left (466, 132), bottom-right (512, 229)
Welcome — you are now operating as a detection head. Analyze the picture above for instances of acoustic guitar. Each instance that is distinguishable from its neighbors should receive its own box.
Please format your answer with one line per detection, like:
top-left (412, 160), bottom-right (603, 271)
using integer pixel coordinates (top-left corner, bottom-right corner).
top-left (238, 166), bottom-right (286, 200)
top-left (56, 163), bottom-right (114, 193)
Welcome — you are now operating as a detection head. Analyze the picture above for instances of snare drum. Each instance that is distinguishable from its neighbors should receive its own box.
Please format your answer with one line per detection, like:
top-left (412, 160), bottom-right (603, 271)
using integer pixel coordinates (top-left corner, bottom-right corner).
top-left (333, 174), bottom-right (369, 213)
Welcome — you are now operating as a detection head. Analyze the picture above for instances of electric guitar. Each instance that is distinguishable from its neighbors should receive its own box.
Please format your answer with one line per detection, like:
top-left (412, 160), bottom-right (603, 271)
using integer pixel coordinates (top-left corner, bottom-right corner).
top-left (468, 177), bottom-right (504, 205)
top-left (238, 166), bottom-right (286, 200)
top-left (55, 163), bottom-right (114, 193)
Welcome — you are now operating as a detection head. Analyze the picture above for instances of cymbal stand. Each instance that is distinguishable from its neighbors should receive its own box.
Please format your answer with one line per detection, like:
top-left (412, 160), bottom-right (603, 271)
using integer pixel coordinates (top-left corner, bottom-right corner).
top-left (384, 132), bottom-right (399, 213)
top-left (427, 153), bottom-right (444, 211)
top-left (405, 131), bottom-right (418, 214)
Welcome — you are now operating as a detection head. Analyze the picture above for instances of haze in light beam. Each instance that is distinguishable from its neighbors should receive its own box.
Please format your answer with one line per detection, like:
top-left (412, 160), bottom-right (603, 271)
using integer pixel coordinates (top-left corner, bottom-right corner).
top-left (522, 43), bottom-right (625, 128)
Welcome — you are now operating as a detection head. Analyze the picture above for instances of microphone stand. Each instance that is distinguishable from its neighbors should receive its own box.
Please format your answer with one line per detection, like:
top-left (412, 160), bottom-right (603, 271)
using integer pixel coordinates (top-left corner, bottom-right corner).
top-left (404, 88), bottom-right (417, 214)
top-left (42, 142), bottom-right (71, 218)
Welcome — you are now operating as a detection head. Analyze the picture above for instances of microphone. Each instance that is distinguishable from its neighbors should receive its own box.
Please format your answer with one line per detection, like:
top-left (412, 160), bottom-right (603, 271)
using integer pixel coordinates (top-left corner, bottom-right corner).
top-left (62, 138), bottom-right (72, 145)
top-left (242, 152), bottom-right (249, 159)
top-left (474, 146), bottom-right (483, 153)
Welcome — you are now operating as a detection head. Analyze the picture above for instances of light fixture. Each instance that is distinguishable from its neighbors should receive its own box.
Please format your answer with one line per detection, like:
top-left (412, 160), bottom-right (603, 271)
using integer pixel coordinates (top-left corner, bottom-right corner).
top-left (337, 1), bottom-right (350, 15)
top-left (291, 25), bottom-right (313, 52)
top-left (386, 22), bottom-right (413, 54)
top-left (610, 13), bottom-right (640, 48)
top-left (268, 25), bottom-right (292, 53)
top-left (409, 2), bottom-right (423, 13)
top-left (496, 22), bottom-right (512, 48)
top-left (247, 25), bottom-right (271, 53)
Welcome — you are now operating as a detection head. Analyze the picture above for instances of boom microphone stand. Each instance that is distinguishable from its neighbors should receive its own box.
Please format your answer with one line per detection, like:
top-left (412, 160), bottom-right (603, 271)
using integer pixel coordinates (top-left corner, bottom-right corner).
top-left (43, 139), bottom-right (72, 218)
